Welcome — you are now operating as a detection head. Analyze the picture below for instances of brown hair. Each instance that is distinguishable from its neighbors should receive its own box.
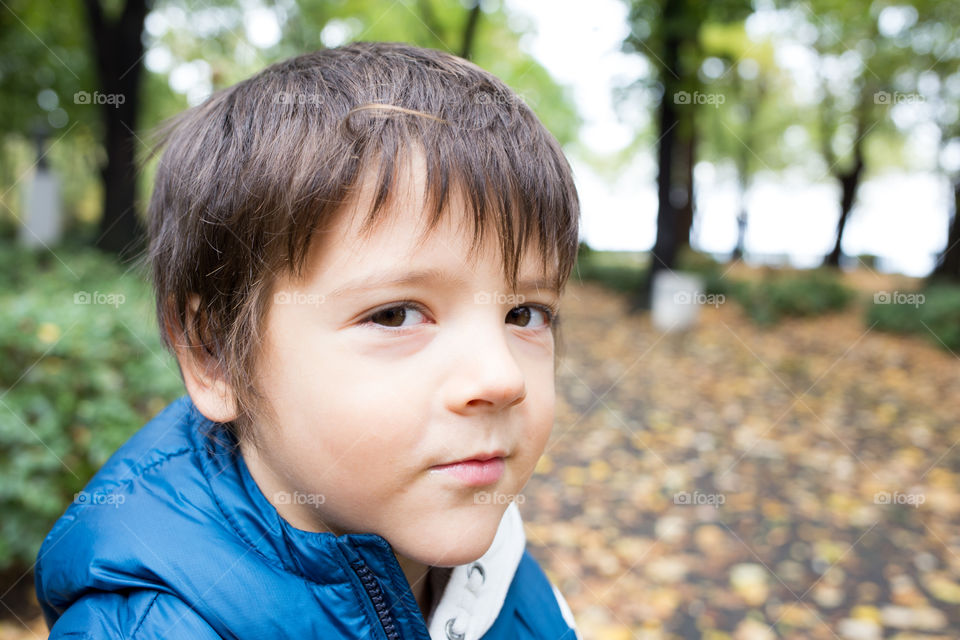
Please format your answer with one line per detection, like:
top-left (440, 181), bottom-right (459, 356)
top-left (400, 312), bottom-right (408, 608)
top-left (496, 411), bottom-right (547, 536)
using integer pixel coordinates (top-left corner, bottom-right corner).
top-left (145, 41), bottom-right (580, 443)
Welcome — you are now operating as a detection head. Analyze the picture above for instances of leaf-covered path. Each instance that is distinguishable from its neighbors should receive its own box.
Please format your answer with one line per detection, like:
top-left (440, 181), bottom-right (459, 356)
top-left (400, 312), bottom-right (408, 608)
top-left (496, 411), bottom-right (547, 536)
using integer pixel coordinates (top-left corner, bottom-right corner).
top-left (524, 280), bottom-right (960, 639)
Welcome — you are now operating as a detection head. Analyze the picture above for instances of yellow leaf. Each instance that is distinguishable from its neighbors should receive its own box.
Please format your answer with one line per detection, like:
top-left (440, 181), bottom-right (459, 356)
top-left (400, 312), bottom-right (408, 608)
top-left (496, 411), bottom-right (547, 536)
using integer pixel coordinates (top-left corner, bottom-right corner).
top-left (589, 459), bottom-right (611, 481)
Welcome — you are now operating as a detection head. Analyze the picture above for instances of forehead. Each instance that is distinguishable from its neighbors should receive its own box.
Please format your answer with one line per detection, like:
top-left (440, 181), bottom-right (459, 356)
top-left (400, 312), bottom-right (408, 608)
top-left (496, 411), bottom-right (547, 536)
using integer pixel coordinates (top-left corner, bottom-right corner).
top-left (303, 151), bottom-right (559, 287)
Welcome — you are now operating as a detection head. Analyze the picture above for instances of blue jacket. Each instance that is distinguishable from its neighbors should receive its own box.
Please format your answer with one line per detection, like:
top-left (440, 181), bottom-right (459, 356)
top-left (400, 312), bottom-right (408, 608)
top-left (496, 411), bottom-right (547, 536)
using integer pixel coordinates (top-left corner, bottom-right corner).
top-left (35, 396), bottom-right (579, 639)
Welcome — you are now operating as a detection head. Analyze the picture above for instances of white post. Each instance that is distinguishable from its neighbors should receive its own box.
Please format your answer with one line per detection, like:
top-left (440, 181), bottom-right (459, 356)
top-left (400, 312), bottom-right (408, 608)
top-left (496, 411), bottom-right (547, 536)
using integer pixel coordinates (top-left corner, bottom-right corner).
top-left (20, 167), bottom-right (63, 248)
top-left (651, 270), bottom-right (704, 332)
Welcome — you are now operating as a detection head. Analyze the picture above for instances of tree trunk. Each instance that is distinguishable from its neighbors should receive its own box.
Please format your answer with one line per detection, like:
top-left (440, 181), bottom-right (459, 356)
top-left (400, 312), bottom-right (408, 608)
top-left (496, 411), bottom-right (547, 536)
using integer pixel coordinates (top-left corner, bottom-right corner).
top-left (733, 132), bottom-right (751, 261)
top-left (825, 156), bottom-right (864, 267)
top-left (733, 170), bottom-right (748, 261)
top-left (634, 1), bottom-right (682, 311)
top-left (459, 1), bottom-right (482, 60)
top-left (675, 127), bottom-right (695, 251)
top-left (932, 179), bottom-right (960, 282)
top-left (83, 0), bottom-right (149, 258)
top-left (732, 77), bottom-right (763, 262)
top-left (823, 87), bottom-right (872, 269)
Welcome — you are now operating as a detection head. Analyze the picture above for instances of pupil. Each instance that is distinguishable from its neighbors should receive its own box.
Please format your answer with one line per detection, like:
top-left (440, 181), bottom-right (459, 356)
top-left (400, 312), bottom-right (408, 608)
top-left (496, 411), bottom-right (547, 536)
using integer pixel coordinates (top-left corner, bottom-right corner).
top-left (375, 308), bottom-right (405, 327)
top-left (510, 307), bottom-right (530, 326)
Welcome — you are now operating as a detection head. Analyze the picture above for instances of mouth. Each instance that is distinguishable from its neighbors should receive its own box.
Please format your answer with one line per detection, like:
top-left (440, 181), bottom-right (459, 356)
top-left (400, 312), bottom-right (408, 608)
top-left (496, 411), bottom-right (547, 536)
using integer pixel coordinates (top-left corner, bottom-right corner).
top-left (429, 452), bottom-right (507, 487)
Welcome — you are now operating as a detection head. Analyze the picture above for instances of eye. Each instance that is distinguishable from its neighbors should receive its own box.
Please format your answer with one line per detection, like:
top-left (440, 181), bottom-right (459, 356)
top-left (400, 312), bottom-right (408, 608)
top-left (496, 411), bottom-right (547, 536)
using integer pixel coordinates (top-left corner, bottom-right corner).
top-left (363, 302), bottom-right (429, 330)
top-left (506, 304), bottom-right (555, 329)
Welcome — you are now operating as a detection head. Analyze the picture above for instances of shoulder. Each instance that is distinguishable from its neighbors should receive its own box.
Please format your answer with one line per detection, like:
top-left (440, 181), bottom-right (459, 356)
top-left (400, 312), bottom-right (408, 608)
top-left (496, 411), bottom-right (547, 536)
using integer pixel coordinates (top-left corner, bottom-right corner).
top-left (36, 396), bottom-right (233, 627)
top-left (484, 550), bottom-right (580, 640)
top-left (37, 394), bottom-right (210, 563)
top-left (86, 395), bottom-right (206, 484)
top-left (47, 590), bottom-right (221, 640)
top-left (58, 395), bottom-right (205, 514)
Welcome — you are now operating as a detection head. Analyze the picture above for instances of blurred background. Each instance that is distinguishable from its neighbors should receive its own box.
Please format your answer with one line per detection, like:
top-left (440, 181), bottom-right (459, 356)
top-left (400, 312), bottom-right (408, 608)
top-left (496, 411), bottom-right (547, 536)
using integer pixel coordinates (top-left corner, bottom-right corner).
top-left (1, 0), bottom-right (959, 638)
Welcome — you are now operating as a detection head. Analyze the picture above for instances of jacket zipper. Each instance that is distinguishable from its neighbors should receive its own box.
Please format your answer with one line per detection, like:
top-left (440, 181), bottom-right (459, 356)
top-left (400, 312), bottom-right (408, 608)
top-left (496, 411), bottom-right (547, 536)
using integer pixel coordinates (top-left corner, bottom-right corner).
top-left (351, 559), bottom-right (402, 640)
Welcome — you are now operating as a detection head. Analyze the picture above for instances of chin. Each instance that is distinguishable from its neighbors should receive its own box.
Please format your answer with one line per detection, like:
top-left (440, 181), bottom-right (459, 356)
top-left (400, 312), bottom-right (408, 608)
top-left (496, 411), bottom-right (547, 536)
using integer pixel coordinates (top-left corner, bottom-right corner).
top-left (392, 504), bottom-right (504, 567)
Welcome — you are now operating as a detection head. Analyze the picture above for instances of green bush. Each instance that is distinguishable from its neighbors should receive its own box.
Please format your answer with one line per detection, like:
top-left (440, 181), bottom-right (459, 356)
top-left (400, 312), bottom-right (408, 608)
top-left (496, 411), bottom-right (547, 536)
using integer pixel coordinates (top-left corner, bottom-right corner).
top-left (676, 248), bottom-right (731, 297)
top-left (867, 283), bottom-right (960, 351)
top-left (730, 269), bottom-right (855, 325)
top-left (570, 248), bottom-right (857, 327)
top-left (571, 244), bottom-right (648, 293)
top-left (0, 241), bottom-right (183, 575)
top-left (573, 246), bottom-right (733, 297)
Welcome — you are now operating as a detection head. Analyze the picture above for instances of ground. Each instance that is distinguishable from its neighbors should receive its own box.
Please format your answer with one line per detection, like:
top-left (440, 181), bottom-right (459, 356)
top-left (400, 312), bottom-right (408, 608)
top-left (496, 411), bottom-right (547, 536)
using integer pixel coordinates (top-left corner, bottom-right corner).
top-left (524, 278), bottom-right (960, 639)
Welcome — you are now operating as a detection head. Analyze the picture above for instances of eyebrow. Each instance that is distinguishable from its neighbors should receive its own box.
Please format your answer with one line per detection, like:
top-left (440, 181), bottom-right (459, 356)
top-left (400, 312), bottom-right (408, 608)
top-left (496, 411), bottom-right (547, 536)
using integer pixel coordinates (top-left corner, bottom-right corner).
top-left (327, 267), bottom-right (560, 299)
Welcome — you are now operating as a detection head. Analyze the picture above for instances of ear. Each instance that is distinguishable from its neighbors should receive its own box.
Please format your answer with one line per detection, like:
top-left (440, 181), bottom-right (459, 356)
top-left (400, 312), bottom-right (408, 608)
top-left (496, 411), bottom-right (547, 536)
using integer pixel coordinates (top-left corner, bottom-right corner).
top-left (168, 294), bottom-right (239, 424)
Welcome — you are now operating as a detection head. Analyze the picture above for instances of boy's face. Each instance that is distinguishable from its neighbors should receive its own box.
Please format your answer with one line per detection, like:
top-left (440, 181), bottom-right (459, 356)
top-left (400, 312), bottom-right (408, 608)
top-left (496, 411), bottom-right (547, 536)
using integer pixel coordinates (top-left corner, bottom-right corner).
top-left (240, 158), bottom-right (559, 567)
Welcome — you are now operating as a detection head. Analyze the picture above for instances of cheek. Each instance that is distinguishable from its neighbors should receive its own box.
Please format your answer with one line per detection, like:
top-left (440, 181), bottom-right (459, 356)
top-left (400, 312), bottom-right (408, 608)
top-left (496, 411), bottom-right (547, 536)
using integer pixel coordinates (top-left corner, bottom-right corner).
top-left (259, 324), bottom-right (436, 450)
top-left (264, 356), bottom-right (427, 475)
top-left (519, 371), bottom-right (556, 460)
top-left (266, 405), bottom-right (418, 516)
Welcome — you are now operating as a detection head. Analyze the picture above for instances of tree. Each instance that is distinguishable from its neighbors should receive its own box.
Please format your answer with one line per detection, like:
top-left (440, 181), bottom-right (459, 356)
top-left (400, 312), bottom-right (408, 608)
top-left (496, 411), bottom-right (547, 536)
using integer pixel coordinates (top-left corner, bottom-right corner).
top-left (0, 0), bottom-right (152, 256)
top-left (791, 0), bottom-right (960, 273)
top-left (622, 0), bottom-right (752, 309)
top-left (458, 0), bottom-right (482, 60)
top-left (694, 22), bottom-right (795, 262)
top-left (791, 0), bottom-right (909, 268)
top-left (820, 83), bottom-right (873, 268)
top-left (1, 1), bottom-right (579, 256)
top-left (82, 0), bottom-right (150, 257)
top-left (933, 180), bottom-right (960, 281)
top-left (266, 0), bottom-right (581, 143)
top-left (0, 1), bottom-right (95, 238)
top-left (913, 1), bottom-right (960, 282)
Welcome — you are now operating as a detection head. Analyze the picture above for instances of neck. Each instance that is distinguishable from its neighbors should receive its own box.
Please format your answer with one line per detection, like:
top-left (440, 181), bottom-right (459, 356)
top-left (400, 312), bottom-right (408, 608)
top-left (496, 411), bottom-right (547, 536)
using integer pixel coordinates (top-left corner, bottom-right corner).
top-left (394, 553), bottom-right (433, 620)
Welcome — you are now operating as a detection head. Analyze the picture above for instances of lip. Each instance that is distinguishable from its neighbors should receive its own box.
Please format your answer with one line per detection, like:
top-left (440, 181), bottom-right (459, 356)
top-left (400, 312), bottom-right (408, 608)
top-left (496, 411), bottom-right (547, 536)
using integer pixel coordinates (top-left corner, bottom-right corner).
top-left (430, 453), bottom-right (506, 487)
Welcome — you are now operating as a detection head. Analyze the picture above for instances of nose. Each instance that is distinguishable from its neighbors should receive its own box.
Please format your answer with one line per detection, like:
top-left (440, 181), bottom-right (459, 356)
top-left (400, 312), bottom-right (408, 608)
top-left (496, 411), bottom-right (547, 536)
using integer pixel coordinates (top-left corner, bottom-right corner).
top-left (445, 325), bottom-right (527, 413)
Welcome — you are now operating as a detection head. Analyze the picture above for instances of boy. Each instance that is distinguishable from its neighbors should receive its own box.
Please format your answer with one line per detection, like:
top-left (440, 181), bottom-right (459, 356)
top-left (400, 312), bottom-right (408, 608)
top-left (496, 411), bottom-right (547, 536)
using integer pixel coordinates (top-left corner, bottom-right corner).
top-left (35, 41), bottom-right (581, 639)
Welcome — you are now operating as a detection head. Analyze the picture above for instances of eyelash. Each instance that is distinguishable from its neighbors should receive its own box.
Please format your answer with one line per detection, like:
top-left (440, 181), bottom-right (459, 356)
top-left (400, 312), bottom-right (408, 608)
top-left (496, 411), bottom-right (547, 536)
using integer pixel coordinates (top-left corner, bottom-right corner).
top-left (360, 300), bottom-right (559, 333)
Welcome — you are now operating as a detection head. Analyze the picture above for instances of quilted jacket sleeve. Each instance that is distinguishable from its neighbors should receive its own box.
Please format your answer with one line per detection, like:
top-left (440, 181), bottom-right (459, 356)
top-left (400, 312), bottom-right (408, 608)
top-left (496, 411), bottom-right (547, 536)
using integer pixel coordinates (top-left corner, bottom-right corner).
top-left (47, 590), bottom-right (222, 639)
